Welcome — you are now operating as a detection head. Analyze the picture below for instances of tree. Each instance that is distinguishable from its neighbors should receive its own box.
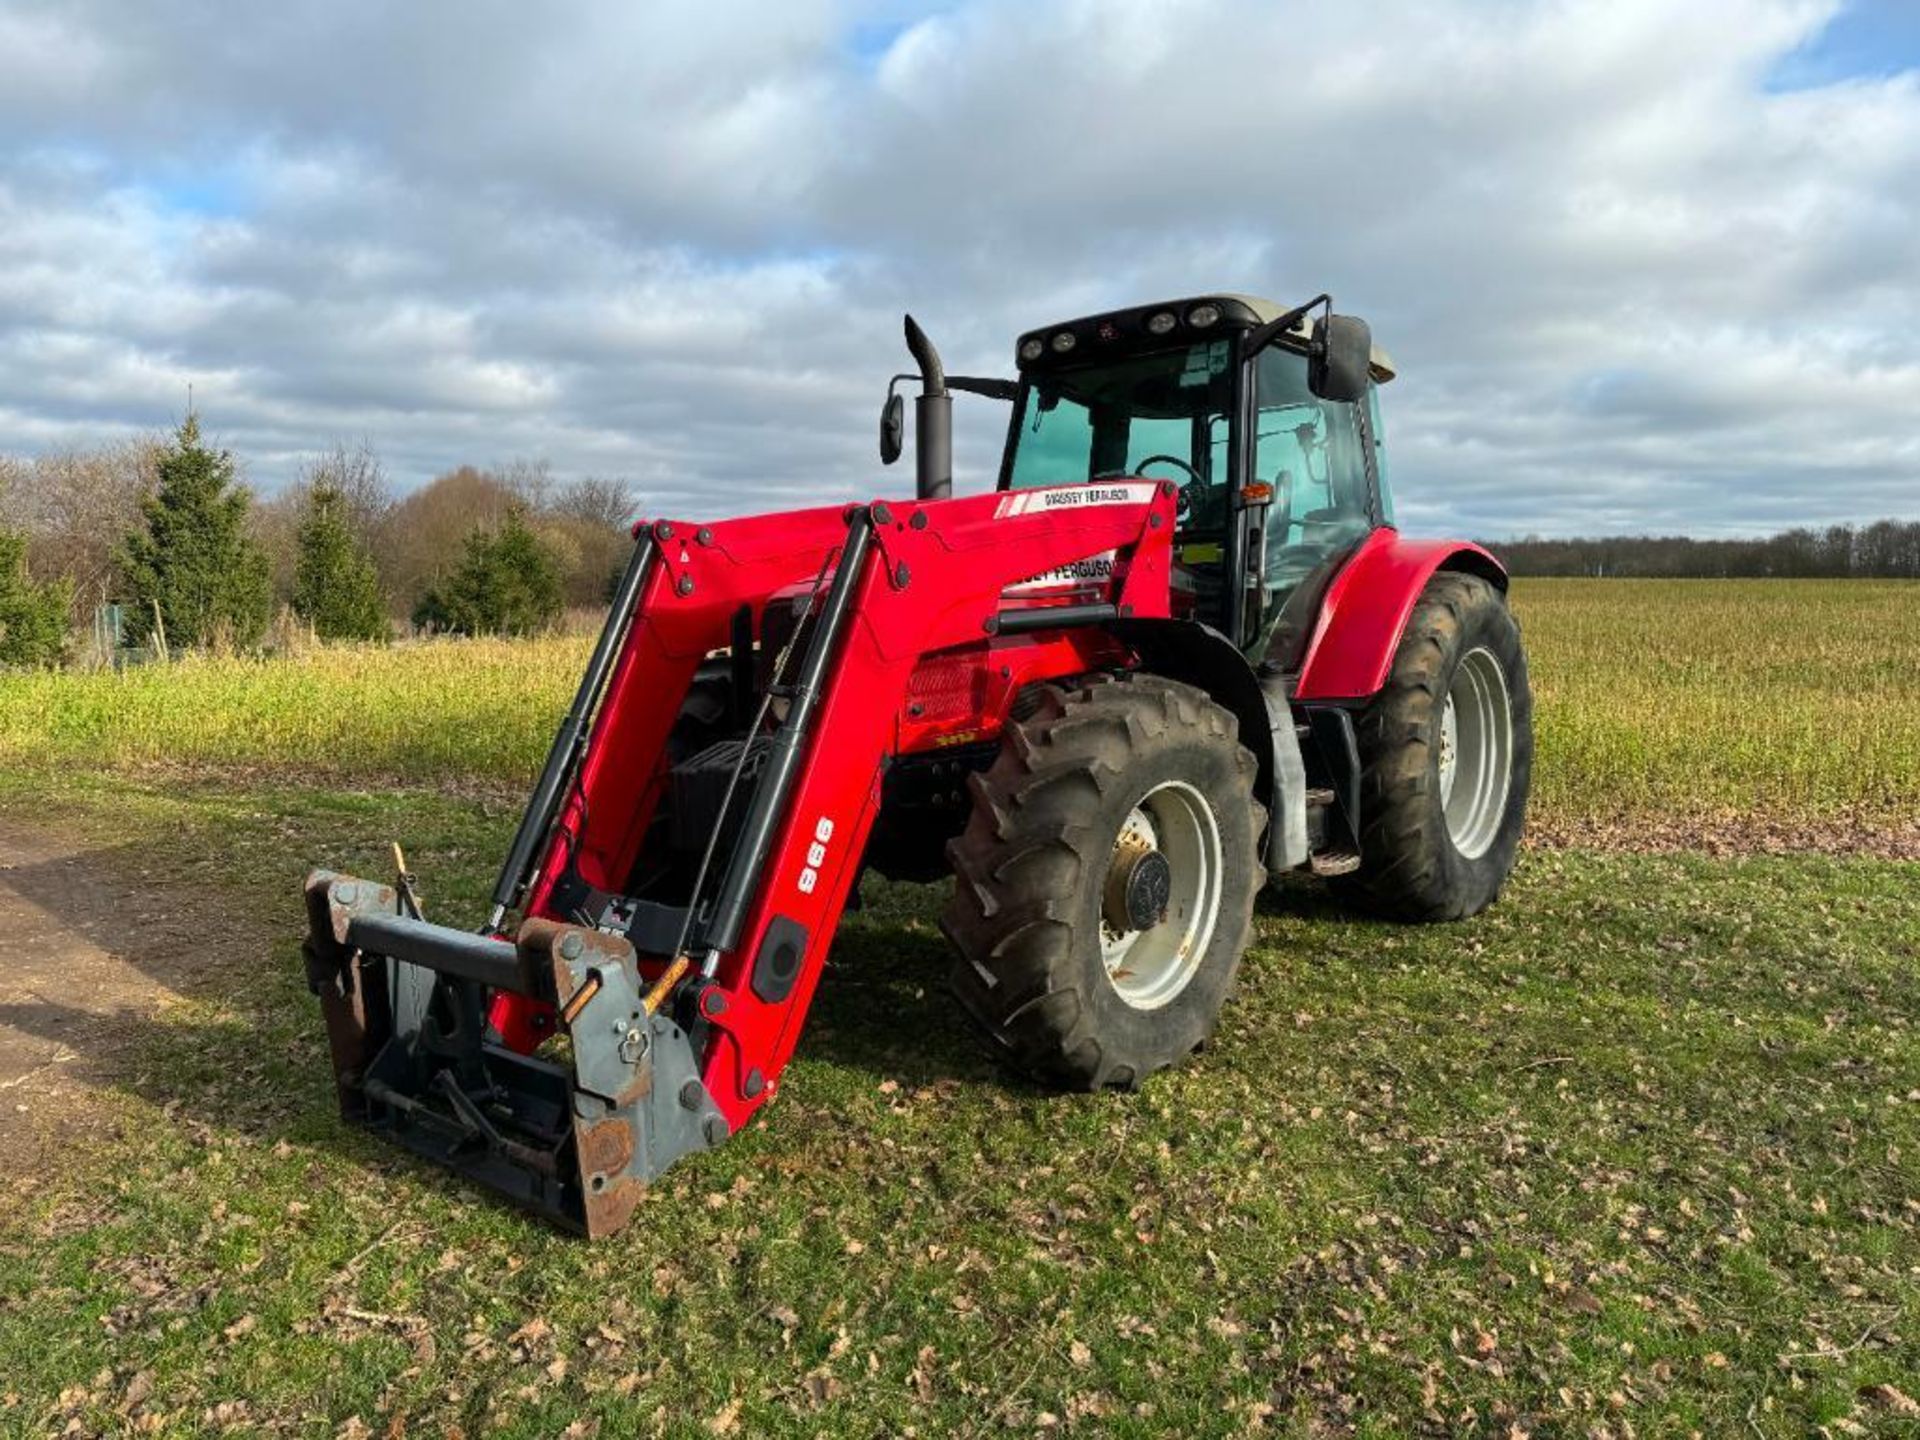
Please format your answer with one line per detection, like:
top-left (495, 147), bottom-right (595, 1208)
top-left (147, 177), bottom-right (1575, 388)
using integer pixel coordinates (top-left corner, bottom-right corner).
top-left (293, 482), bottom-right (390, 641)
top-left (257, 441), bottom-right (394, 605)
top-left (117, 415), bottom-right (273, 649)
top-left (412, 506), bottom-right (563, 637)
top-left (380, 465), bottom-right (524, 610)
top-left (551, 475), bottom-right (639, 531)
top-left (0, 440), bottom-right (159, 623)
top-left (300, 440), bottom-right (392, 544)
top-left (0, 525), bottom-right (70, 667)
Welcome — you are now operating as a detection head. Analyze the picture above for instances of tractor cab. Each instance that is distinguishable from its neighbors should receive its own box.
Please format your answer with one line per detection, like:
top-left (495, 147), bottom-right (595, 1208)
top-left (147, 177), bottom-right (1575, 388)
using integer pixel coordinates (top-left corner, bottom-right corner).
top-left (996, 295), bottom-right (1396, 669)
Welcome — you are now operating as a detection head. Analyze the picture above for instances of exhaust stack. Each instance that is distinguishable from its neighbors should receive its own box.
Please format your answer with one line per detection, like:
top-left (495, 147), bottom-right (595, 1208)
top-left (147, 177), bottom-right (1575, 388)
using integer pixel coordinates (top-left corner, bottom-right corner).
top-left (903, 314), bottom-right (951, 501)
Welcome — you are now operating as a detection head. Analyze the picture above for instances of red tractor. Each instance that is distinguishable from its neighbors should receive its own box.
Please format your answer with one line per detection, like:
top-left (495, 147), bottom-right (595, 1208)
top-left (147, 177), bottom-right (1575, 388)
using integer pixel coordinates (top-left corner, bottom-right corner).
top-left (304, 294), bottom-right (1531, 1233)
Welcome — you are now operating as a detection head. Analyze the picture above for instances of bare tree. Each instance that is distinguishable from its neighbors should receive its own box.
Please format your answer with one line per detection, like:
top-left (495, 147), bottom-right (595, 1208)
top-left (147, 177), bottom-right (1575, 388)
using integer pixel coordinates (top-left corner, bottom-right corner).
top-left (380, 465), bottom-right (524, 608)
top-left (298, 440), bottom-right (392, 544)
top-left (250, 441), bottom-right (394, 605)
top-left (0, 439), bottom-right (161, 619)
top-left (494, 457), bottom-right (556, 513)
top-left (551, 475), bottom-right (640, 530)
top-left (1488, 518), bottom-right (1920, 579)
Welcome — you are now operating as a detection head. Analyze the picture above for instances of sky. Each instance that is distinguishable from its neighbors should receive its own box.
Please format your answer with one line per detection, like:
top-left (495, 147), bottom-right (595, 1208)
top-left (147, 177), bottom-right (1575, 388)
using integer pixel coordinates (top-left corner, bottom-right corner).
top-left (1, 0), bottom-right (1917, 538)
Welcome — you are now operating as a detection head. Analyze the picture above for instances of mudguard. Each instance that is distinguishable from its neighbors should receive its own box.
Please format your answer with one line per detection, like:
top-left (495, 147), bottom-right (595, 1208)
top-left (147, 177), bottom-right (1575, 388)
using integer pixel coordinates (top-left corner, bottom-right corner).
top-left (1292, 529), bottom-right (1507, 703)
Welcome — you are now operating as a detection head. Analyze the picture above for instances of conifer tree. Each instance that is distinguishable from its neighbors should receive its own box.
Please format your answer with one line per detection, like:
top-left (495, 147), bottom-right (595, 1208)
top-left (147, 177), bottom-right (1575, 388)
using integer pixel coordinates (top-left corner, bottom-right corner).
top-left (117, 414), bottom-right (272, 648)
top-left (412, 505), bottom-right (563, 637)
top-left (293, 481), bottom-right (390, 641)
top-left (0, 526), bottom-right (71, 666)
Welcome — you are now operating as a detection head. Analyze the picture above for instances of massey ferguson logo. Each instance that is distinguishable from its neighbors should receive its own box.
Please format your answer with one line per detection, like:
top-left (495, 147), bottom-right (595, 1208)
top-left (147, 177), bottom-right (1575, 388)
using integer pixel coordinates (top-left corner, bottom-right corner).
top-left (1005, 551), bottom-right (1117, 594)
top-left (992, 481), bottom-right (1156, 519)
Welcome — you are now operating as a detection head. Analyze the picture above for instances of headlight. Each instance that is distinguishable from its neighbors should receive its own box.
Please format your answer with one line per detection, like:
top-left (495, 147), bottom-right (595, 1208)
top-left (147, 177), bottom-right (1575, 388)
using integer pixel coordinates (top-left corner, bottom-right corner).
top-left (1018, 337), bottom-right (1044, 362)
top-left (1186, 302), bottom-right (1221, 329)
top-left (1146, 310), bottom-right (1178, 336)
top-left (1050, 330), bottom-right (1078, 353)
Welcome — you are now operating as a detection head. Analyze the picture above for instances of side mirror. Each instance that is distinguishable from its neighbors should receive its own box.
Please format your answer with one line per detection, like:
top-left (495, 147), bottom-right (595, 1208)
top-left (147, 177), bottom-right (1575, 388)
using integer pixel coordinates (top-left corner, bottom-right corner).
top-left (880, 392), bottom-right (904, 465)
top-left (1309, 314), bottom-right (1372, 404)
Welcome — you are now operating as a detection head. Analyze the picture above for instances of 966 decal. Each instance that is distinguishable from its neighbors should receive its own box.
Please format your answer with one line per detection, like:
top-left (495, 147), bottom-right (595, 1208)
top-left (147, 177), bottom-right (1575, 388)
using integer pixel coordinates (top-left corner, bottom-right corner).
top-left (797, 815), bottom-right (835, 895)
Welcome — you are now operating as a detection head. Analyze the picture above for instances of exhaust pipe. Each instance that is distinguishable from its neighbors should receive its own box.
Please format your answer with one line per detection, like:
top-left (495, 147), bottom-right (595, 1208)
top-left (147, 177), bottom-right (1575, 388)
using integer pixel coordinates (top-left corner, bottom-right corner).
top-left (903, 314), bottom-right (951, 501)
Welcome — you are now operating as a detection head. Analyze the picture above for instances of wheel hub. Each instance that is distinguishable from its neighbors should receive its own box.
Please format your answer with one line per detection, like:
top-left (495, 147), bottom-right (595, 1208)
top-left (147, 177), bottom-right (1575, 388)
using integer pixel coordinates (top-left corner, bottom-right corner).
top-left (1104, 840), bottom-right (1172, 933)
top-left (1097, 784), bottom-right (1225, 1011)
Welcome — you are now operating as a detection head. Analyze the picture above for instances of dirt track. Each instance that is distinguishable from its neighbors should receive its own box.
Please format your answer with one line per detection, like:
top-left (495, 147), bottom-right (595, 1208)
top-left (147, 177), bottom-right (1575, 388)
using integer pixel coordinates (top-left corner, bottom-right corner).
top-left (0, 820), bottom-right (256, 1178)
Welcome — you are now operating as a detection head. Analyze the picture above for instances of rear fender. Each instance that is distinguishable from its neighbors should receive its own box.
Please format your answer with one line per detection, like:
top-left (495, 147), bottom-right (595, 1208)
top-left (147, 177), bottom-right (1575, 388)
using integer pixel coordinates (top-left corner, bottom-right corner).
top-left (1111, 618), bottom-right (1308, 874)
top-left (1292, 529), bottom-right (1507, 703)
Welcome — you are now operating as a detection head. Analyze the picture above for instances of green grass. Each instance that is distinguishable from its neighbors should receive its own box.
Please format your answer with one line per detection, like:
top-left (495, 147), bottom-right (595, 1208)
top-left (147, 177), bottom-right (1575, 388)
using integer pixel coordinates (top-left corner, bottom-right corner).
top-left (1, 580), bottom-right (1917, 1434)
top-left (0, 771), bottom-right (1915, 1437)
top-left (1, 580), bottom-right (1916, 831)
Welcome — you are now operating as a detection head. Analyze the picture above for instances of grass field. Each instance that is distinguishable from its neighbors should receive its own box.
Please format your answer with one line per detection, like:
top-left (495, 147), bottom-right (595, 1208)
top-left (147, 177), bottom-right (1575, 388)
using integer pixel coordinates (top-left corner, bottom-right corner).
top-left (0, 579), bottom-right (1917, 1437)
top-left (1, 580), bottom-right (1917, 838)
top-left (1517, 580), bottom-right (1920, 835)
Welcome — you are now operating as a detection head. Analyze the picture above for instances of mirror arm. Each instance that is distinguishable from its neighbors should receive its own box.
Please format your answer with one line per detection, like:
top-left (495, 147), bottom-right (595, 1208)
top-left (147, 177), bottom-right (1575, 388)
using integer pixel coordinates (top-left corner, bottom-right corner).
top-left (1239, 293), bottom-right (1330, 360)
top-left (946, 376), bottom-right (1019, 402)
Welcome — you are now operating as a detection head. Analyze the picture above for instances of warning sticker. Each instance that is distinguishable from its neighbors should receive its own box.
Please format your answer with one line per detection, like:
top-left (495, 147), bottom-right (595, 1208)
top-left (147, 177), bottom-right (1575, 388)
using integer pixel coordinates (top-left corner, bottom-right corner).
top-left (1178, 339), bottom-right (1231, 388)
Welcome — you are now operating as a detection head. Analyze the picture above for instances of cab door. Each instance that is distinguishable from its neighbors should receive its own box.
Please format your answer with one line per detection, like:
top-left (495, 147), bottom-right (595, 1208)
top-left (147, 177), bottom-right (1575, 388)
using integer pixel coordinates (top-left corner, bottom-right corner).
top-left (1241, 346), bottom-right (1380, 668)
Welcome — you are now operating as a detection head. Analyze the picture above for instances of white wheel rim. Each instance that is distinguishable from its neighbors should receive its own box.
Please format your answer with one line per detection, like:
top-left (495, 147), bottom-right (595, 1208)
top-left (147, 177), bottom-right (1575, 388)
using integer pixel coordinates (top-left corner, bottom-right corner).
top-left (1437, 646), bottom-right (1513, 860)
top-left (1099, 780), bottom-right (1223, 1010)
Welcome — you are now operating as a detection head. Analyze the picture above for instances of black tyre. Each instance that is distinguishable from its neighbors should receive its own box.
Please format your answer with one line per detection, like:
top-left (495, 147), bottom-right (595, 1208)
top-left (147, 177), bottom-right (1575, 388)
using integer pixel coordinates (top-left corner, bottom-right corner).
top-left (943, 673), bottom-right (1263, 1090)
top-left (1341, 571), bottom-right (1532, 920)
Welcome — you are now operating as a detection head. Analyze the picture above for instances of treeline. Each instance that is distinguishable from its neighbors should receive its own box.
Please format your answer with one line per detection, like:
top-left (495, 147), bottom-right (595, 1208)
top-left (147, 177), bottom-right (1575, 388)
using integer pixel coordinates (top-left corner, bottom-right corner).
top-left (0, 418), bottom-right (639, 666)
top-left (1484, 521), bottom-right (1920, 579)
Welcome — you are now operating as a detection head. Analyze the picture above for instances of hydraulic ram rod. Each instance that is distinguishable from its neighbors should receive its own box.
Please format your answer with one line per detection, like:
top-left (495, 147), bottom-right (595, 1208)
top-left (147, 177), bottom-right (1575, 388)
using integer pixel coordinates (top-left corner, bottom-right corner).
top-left (699, 509), bottom-right (876, 964)
top-left (487, 533), bottom-right (656, 931)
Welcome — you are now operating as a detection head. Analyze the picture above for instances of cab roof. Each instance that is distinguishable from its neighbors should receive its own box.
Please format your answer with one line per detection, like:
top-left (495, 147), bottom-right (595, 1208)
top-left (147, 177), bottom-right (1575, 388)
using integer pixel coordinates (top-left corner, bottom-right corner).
top-left (1015, 293), bottom-right (1397, 383)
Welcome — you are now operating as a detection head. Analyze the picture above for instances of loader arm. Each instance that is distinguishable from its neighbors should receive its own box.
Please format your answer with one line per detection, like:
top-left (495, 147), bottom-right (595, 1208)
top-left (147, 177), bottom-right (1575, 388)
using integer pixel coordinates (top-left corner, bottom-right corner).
top-left (622, 487), bottom-right (1175, 1136)
top-left (304, 481), bottom-right (1176, 1233)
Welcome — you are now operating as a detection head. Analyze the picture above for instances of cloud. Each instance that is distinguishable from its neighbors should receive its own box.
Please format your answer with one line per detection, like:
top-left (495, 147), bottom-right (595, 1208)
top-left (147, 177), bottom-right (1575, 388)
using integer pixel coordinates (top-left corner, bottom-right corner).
top-left (0, 0), bottom-right (1915, 535)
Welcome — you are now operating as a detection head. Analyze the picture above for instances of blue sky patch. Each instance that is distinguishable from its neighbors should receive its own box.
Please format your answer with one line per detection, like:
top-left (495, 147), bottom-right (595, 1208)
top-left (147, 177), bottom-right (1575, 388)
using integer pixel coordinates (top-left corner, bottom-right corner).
top-left (1769, 0), bottom-right (1920, 90)
top-left (144, 169), bottom-right (250, 220)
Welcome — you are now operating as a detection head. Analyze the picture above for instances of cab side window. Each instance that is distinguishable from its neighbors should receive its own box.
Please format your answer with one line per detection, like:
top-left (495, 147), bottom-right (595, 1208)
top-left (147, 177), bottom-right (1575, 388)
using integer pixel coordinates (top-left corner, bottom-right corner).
top-left (1243, 347), bottom-right (1377, 664)
top-left (1253, 348), bottom-right (1371, 590)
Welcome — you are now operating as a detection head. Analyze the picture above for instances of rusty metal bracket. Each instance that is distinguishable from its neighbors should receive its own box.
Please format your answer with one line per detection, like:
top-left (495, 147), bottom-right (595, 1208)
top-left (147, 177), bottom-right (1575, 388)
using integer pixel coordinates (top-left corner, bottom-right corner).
top-left (302, 870), bottom-right (726, 1235)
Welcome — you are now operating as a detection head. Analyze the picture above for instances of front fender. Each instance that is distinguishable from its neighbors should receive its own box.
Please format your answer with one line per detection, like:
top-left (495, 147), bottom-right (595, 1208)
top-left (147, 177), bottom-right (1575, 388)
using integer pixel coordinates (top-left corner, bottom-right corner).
top-left (1292, 529), bottom-right (1507, 703)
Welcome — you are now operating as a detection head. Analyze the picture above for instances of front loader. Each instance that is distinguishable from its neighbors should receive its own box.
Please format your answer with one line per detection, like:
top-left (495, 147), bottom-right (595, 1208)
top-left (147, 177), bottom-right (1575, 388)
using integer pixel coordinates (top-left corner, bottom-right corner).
top-left (303, 293), bottom-right (1532, 1234)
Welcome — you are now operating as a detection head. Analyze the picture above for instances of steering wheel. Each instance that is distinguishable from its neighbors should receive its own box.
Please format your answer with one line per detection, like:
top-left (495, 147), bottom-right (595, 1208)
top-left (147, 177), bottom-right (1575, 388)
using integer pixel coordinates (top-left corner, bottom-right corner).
top-left (1130, 454), bottom-right (1203, 521)
top-left (1131, 454), bottom-right (1201, 486)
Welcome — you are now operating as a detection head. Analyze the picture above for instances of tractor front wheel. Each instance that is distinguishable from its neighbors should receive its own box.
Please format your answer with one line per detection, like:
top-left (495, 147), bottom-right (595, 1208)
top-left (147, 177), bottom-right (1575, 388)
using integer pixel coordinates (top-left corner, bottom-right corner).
top-left (1341, 571), bottom-right (1532, 920)
top-left (943, 673), bottom-right (1262, 1090)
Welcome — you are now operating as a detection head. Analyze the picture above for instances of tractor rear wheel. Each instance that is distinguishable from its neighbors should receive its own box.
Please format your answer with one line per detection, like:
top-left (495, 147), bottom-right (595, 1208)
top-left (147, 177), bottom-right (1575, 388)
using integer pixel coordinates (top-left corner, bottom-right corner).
top-left (1341, 571), bottom-right (1532, 920)
top-left (943, 673), bottom-right (1262, 1090)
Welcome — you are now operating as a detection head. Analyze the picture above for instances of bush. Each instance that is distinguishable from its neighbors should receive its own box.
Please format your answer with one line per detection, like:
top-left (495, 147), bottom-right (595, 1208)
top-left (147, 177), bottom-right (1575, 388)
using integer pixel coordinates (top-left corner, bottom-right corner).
top-left (412, 506), bottom-right (563, 637)
top-left (0, 526), bottom-right (71, 667)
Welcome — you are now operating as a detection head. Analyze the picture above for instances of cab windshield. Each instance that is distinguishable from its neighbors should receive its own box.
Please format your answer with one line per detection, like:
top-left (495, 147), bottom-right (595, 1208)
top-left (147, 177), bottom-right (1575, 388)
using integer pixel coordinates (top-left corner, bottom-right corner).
top-left (1002, 336), bottom-right (1383, 659)
top-left (1006, 338), bottom-right (1235, 529)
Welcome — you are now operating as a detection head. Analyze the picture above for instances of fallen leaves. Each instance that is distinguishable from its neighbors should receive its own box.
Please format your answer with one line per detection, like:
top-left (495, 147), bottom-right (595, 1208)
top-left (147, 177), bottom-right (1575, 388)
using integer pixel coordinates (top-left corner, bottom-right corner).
top-left (1861, 1383), bottom-right (1919, 1417)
